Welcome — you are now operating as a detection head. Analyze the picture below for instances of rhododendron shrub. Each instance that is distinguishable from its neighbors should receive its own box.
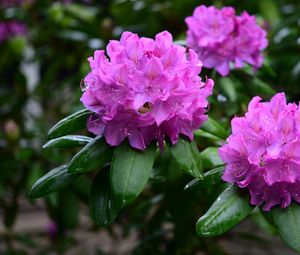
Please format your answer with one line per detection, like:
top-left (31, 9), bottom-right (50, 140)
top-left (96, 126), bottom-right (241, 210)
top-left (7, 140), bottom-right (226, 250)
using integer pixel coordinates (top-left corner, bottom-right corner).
top-left (185, 5), bottom-right (268, 76)
top-left (26, 2), bottom-right (300, 254)
top-left (81, 31), bottom-right (213, 150)
top-left (30, 30), bottom-right (216, 237)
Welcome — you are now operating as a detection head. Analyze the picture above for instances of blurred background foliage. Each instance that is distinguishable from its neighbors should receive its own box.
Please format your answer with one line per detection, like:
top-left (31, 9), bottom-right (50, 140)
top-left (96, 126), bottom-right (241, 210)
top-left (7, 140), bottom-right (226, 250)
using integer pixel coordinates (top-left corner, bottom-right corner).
top-left (0, 0), bottom-right (299, 254)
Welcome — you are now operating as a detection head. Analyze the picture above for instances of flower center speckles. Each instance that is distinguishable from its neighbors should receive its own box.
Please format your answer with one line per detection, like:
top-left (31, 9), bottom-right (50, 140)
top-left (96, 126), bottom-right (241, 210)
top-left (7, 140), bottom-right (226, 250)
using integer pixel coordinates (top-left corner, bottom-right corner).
top-left (144, 50), bottom-right (154, 58)
top-left (120, 122), bottom-right (135, 136)
top-left (282, 161), bottom-right (290, 175)
top-left (145, 85), bottom-right (153, 93)
top-left (233, 162), bottom-right (246, 177)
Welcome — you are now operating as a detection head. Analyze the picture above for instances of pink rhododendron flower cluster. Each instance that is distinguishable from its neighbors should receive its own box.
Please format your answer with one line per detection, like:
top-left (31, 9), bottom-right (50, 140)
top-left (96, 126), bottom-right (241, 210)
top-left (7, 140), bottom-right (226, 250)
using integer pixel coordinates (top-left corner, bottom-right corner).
top-left (81, 31), bottom-right (214, 150)
top-left (185, 5), bottom-right (268, 76)
top-left (219, 93), bottom-right (300, 210)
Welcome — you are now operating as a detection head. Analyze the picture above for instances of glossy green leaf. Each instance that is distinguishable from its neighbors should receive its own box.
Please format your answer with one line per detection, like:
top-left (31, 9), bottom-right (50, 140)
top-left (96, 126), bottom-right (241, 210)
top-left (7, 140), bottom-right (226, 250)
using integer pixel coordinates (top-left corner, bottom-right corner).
top-left (68, 136), bottom-right (113, 173)
top-left (184, 166), bottom-right (224, 191)
top-left (219, 77), bottom-right (237, 102)
top-left (47, 109), bottom-right (90, 139)
top-left (111, 142), bottom-right (156, 207)
top-left (194, 129), bottom-right (223, 142)
top-left (201, 117), bottom-right (228, 140)
top-left (170, 138), bottom-right (203, 179)
top-left (271, 203), bottom-right (300, 252)
top-left (196, 186), bottom-right (253, 237)
top-left (29, 165), bottom-right (79, 198)
top-left (251, 208), bottom-right (277, 235)
top-left (199, 147), bottom-right (224, 169)
top-left (90, 169), bottom-right (118, 227)
top-left (43, 135), bottom-right (92, 149)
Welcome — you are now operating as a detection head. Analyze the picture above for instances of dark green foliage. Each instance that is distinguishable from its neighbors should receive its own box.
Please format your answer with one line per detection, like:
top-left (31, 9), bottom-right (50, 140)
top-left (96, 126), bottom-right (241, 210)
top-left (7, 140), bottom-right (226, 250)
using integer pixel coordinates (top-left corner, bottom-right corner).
top-left (196, 186), bottom-right (253, 237)
top-left (171, 138), bottom-right (203, 178)
top-left (110, 142), bottom-right (156, 207)
top-left (68, 136), bottom-right (114, 173)
top-left (47, 109), bottom-right (90, 139)
top-left (271, 203), bottom-right (300, 252)
top-left (29, 165), bottom-right (80, 198)
top-left (90, 169), bottom-right (119, 227)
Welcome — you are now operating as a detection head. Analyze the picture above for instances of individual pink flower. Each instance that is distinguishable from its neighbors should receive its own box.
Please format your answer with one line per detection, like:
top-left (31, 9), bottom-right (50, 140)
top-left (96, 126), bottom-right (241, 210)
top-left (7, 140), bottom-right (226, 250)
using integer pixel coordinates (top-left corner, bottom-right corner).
top-left (185, 5), bottom-right (268, 76)
top-left (219, 93), bottom-right (300, 211)
top-left (81, 31), bottom-right (214, 150)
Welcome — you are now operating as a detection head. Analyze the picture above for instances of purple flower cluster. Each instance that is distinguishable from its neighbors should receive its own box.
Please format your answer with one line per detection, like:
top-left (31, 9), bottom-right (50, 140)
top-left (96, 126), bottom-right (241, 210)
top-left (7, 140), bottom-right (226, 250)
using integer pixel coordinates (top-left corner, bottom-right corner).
top-left (185, 5), bottom-right (268, 76)
top-left (0, 21), bottom-right (27, 43)
top-left (81, 31), bottom-right (214, 150)
top-left (0, 0), bottom-right (33, 8)
top-left (219, 93), bottom-right (300, 210)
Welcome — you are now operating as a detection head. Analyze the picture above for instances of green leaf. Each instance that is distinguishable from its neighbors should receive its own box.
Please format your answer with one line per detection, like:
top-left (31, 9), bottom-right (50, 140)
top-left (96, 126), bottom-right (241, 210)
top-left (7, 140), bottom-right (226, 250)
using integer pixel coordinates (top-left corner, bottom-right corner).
top-left (271, 203), bottom-right (300, 252)
top-left (201, 117), bottom-right (228, 140)
top-left (43, 135), bottom-right (92, 149)
top-left (219, 77), bottom-right (237, 102)
top-left (90, 169), bottom-right (118, 227)
top-left (170, 138), bottom-right (203, 178)
top-left (194, 129), bottom-right (223, 142)
top-left (258, 0), bottom-right (280, 25)
top-left (260, 60), bottom-right (276, 77)
top-left (47, 109), bottom-right (90, 139)
top-left (64, 3), bottom-right (98, 22)
top-left (111, 142), bottom-right (156, 207)
top-left (251, 78), bottom-right (276, 95)
top-left (199, 147), bottom-right (224, 169)
top-left (251, 208), bottom-right (277, 235)
top-left (29, 165), bottom-right (79, 198)
top-left (184, 166), bottom-right (224, 191)
top-left (196, 186), bottom-right (253, 237)
top-left (68, 136), bottom-right (113, 174)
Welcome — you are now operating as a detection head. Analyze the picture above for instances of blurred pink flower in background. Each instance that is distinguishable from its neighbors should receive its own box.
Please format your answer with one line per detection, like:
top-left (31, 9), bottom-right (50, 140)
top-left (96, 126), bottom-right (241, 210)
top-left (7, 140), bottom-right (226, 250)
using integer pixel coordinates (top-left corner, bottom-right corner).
top-left (219, 93), bottom-right (300, 210)
top-left (81, 31), bottom-right (214, 150)
top-left (185, 5), bottom-right (268, 76)
top-left (0, 20), bottom-right (27, 43)
top-left (46, 221), bottom-right (59, 241)
top-left (0, 0), bottom-right (33, 8)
